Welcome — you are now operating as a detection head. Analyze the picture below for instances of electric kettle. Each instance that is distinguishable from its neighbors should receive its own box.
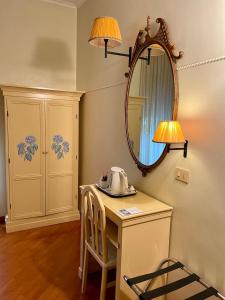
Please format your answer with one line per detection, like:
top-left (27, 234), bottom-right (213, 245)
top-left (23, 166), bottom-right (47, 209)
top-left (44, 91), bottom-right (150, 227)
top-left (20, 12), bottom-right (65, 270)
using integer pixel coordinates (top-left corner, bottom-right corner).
top-left (108, 167), bottom-right (129, 194)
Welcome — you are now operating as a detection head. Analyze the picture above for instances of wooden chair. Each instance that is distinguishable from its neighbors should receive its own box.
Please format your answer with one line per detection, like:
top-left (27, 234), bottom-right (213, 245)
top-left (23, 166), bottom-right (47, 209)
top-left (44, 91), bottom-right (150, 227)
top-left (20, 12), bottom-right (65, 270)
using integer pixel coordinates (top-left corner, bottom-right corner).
top-left (81, 186), bottom-right (117, 300)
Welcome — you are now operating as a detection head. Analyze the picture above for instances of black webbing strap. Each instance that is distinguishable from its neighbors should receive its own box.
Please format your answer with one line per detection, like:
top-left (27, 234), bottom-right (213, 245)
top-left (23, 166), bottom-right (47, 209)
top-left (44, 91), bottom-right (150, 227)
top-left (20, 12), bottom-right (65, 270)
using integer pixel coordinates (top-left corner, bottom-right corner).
top-left (139, 273), bottom-right (200, 300)
top-left (127, 261), bottom-right (183, 287)
top-left (185, 287), bottom-right (218, 300)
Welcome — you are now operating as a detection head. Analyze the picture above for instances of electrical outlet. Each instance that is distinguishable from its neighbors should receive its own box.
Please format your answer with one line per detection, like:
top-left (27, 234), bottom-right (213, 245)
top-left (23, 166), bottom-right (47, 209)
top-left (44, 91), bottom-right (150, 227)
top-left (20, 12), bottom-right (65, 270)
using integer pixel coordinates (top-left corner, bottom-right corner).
top-left (175, 168), bottom-right (190, 184)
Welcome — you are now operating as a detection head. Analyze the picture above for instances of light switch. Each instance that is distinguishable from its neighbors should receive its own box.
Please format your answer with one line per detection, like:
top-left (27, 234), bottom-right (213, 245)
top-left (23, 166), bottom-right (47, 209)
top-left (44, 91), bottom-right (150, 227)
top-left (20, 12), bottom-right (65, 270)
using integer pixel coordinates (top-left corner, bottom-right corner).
top-left (175, 168), bottom-right (190, 184)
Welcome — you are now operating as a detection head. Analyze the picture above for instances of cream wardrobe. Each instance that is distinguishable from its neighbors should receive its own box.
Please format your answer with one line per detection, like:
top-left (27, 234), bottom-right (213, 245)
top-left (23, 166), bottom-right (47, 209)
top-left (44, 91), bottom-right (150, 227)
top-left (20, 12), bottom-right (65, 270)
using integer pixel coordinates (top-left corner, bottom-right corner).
top-left (1, 86), bottom-right (84, 233)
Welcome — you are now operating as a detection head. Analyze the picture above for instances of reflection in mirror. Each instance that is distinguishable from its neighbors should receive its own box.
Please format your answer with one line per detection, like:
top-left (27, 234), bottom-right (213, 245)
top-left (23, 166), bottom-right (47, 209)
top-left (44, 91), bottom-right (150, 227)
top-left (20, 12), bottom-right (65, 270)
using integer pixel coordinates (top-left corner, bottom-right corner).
top-left (128, 44), bottom-right (174, 165)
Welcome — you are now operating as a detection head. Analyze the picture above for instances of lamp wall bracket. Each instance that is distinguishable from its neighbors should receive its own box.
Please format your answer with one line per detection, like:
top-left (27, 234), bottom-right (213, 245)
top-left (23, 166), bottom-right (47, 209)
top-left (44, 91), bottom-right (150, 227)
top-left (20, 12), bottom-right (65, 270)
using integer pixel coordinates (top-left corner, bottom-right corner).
top-left (167, 140), bottom-right (188, 158)
top-left (104, 39), bottom-right (150, 67)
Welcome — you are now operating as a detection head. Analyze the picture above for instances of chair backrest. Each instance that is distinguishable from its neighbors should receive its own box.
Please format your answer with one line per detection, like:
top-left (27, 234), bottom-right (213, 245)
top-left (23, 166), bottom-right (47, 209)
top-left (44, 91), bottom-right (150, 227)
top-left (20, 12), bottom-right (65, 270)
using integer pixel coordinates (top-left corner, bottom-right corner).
top-left (82, 186), bottom-right (108, 262)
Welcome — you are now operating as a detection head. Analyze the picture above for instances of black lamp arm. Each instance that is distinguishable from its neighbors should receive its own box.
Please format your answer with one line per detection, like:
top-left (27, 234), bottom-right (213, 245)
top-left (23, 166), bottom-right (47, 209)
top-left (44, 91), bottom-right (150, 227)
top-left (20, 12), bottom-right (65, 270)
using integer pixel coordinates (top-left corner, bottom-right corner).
top-left (104, 39), bottom-right (151, 67)
top-left (167, 140), bottom-right (188, 158)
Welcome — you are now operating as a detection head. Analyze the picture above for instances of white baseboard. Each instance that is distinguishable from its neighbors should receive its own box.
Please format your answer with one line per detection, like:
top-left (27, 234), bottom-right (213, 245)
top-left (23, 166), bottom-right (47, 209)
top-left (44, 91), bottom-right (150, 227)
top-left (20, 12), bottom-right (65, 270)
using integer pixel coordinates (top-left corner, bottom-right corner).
top-left (6, 211), bottom-right (80, 233)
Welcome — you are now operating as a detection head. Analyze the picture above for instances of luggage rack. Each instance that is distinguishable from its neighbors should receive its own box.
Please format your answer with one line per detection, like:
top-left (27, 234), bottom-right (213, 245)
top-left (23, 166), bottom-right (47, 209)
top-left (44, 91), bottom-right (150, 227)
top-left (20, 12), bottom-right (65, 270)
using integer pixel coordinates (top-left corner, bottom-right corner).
top-left (124, 258), bottom-right (225, 300)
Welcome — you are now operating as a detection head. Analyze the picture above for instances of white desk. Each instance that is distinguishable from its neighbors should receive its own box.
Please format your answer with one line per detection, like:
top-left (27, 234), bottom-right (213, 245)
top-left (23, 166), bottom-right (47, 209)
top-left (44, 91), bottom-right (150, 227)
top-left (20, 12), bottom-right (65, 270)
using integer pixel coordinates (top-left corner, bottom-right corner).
top-left (79, 185), bottom-right (173, 300)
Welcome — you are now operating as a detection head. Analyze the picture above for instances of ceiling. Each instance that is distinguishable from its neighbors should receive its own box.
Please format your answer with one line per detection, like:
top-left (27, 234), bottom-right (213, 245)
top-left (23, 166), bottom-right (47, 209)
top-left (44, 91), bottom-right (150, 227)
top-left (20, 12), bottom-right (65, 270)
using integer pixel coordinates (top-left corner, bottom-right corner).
top-left (66, 0), bottom-right (87, 7)
top-left (46, 0), bottom-right (87, 8)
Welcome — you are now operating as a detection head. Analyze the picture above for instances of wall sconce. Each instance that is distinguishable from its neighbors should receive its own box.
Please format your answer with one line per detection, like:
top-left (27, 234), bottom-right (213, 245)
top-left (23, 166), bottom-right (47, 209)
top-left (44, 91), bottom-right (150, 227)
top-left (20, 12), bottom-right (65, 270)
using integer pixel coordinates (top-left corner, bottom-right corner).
top-left (88, 16), bottom-right (151, 66)
top-left (153, 121), bottom-right (188, 158)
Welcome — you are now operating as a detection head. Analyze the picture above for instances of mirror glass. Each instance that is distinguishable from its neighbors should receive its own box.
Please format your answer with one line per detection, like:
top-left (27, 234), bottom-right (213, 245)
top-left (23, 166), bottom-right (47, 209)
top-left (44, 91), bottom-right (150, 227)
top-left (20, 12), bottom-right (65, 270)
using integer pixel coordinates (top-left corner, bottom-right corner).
top-left (127, 44), bottom-right (174, 166)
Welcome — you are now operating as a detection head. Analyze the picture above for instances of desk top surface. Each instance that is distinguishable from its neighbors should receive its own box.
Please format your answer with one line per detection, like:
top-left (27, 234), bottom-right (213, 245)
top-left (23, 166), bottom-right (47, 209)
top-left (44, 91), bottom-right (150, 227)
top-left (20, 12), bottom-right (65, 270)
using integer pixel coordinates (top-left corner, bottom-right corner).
top-left (81, 185), bottom-right (173, 222)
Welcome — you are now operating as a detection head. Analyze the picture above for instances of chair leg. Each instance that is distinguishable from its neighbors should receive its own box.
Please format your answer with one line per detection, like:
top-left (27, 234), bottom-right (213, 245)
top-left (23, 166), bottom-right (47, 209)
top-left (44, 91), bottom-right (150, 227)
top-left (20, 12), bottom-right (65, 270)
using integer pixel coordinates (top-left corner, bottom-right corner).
top-left (81, 245), bottom-right (89, 294)
top-left (100, 267), bottom-right (108, 300)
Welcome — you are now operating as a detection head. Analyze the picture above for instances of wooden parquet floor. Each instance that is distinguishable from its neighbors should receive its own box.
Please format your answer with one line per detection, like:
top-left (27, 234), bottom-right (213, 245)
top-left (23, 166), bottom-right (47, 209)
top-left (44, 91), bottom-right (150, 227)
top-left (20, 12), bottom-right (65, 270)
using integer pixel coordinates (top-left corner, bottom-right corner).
top-left (0, 221), bottom-right (115, 300)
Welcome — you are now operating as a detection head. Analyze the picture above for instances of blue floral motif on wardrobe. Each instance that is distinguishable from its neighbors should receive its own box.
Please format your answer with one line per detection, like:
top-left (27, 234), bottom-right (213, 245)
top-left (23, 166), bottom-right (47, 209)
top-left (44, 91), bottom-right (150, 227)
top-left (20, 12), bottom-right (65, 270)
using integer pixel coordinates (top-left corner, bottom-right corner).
top-left (17, 136), bottom-right (38, 162)
top-left (52, 134), bottom-right (70, 160)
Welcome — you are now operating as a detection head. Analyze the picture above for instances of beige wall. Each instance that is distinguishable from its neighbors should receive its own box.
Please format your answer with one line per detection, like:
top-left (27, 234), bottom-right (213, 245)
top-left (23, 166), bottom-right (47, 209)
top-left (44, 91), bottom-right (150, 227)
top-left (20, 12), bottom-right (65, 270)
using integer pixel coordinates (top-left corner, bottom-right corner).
top-left (129, 60), bottom-right (141, 97)
top-left (0, 0), bottom-right (77, 216)
top-left (77, 0), bottom-right (225, 295)
top-left (0, 0), bottom-right (77, 90)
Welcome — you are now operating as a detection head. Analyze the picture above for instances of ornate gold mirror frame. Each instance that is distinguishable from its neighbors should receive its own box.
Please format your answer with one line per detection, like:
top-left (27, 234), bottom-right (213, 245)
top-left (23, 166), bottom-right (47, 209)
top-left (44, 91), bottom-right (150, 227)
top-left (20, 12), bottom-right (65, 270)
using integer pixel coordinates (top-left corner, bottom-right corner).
top-left (125, 17), bottom-right (183, 176)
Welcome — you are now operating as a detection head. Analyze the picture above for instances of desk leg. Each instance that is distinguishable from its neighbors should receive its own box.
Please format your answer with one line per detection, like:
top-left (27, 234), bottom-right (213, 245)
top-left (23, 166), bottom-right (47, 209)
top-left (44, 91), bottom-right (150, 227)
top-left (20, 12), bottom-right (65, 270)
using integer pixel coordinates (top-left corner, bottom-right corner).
top-left (115, 217), bottom-right (171, 300)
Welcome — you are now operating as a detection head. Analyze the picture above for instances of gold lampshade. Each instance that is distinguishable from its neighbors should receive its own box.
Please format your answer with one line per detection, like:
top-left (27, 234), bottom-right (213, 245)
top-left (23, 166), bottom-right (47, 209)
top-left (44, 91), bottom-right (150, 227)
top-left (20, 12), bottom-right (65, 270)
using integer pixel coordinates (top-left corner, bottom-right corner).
top-left (153, 121), bottom-right (185, 144)
top-left (150, 44), bottom-right (165, 56)
top-left (89, 16), bottom-right (122, 48)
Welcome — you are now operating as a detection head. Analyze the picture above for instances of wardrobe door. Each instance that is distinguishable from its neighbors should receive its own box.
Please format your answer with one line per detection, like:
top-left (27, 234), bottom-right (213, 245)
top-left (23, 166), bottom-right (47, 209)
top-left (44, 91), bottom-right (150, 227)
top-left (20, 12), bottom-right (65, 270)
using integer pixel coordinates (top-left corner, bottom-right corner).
top-left (7, 97), bottom-right (45, 220)
top-left (45, 100), bottom-right (77, 215)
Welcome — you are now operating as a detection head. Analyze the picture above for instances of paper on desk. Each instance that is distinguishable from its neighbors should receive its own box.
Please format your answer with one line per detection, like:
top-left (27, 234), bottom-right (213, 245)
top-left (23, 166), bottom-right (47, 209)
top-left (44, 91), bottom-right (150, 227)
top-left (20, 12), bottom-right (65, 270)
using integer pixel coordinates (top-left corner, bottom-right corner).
top-left (118, 207), bottom-right (143, 216)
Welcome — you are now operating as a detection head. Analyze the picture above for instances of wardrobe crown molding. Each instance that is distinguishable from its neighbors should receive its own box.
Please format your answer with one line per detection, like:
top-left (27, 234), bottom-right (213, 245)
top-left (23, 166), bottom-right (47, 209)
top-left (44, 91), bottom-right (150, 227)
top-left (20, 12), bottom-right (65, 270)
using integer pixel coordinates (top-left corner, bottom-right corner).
top-left (0, 85), bottom-right (85, 101)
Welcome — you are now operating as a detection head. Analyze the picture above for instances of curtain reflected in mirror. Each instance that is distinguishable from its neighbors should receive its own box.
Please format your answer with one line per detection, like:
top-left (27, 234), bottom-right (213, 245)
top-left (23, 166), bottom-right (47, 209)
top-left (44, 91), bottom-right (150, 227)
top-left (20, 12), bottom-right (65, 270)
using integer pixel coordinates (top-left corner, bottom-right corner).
top-left (128, 44), bottom-right (174, 166)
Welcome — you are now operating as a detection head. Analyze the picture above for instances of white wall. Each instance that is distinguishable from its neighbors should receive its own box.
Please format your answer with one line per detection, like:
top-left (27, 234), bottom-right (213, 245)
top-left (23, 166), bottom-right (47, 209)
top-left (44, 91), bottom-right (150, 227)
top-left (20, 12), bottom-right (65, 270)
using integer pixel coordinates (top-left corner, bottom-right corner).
top-left (77, 0), bottom-right (225, 295)
top-left (0, 0), bottom-right (77, 216)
